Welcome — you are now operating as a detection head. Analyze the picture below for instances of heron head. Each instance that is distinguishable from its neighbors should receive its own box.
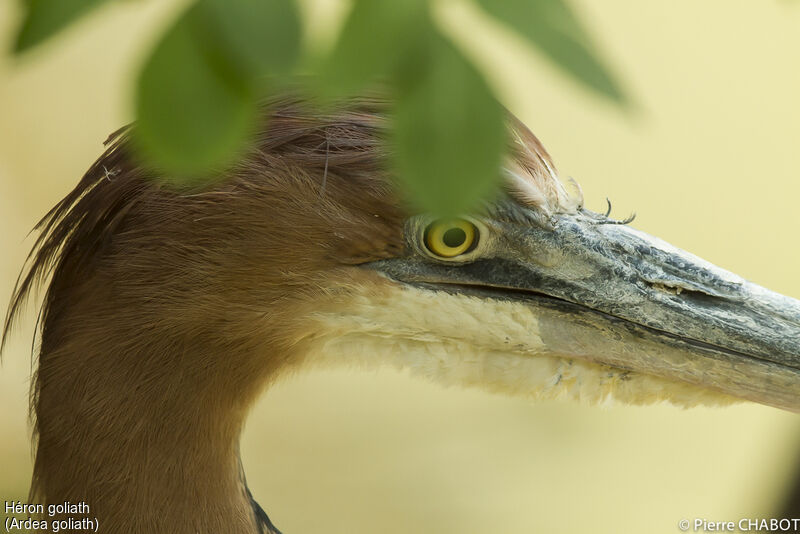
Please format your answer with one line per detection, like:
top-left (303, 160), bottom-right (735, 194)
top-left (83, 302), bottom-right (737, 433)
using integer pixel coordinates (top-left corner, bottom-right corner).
top-left (6, 94), bottom-right (800, 415)
top-left (275, 98), bottom-right (800, 412)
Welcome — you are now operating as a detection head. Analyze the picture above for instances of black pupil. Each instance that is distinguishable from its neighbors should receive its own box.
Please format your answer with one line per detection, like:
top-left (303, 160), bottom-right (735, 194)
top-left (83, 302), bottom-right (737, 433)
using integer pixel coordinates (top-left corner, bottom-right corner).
top-left (442, 227), bottom-right (467, 248)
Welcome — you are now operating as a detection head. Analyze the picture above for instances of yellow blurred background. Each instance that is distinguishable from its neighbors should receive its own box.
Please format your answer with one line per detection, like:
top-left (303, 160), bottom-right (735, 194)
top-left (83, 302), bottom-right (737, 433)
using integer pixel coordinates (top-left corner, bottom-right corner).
top-left (1, 1), bottom-right (799, 533)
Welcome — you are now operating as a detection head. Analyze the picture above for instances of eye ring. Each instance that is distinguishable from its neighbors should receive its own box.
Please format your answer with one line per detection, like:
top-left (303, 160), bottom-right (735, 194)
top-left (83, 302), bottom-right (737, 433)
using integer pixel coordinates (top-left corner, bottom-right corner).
top-left (424, 219), bottom-right (478, 258)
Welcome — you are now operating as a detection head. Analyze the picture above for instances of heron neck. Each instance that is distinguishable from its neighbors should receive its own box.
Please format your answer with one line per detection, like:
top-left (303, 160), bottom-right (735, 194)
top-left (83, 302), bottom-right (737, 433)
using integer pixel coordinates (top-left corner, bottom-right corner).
top-left (31, 324), bottom-right (274, 534)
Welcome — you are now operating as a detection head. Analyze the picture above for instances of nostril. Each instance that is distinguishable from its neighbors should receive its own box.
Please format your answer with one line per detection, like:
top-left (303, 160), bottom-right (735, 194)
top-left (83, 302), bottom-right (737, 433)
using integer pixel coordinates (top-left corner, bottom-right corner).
top-left (646, 280), bottom-right (719, 301)
top-left (650, 282), bottom-right (684, 296)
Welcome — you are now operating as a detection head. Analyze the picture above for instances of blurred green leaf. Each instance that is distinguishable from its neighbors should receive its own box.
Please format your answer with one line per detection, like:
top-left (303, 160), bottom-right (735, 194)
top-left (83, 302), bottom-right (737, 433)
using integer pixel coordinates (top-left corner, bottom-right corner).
top-left (320, 0), bottom-right (426, 99)
top-left (13, 0), bottom-right (111, 53)
top-left (475, 0), bottom-right (626, 103)
top-left (199, 0), bottom-right (301, 84)
top-left (134, 5), bottom-right (257, 179)
top-left (393, 33), bottom-right (506, 217)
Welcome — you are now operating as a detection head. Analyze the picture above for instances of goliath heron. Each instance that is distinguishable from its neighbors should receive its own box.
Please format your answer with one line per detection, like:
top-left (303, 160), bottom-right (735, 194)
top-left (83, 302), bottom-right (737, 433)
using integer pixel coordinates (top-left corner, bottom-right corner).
top-left (3, 94), bottom-right (800, 534)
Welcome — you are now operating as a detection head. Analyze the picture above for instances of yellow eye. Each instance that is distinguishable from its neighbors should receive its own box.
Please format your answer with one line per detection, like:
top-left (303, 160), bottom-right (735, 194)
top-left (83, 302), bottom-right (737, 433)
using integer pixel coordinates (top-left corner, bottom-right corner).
top-left (424, 219), bottom-right (477, 258)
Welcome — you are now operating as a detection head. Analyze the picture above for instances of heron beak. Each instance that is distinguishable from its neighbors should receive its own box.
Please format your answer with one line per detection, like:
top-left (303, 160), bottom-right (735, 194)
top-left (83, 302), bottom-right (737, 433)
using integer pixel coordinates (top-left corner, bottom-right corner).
top-left (368, 211), bottom-right (800, 412)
